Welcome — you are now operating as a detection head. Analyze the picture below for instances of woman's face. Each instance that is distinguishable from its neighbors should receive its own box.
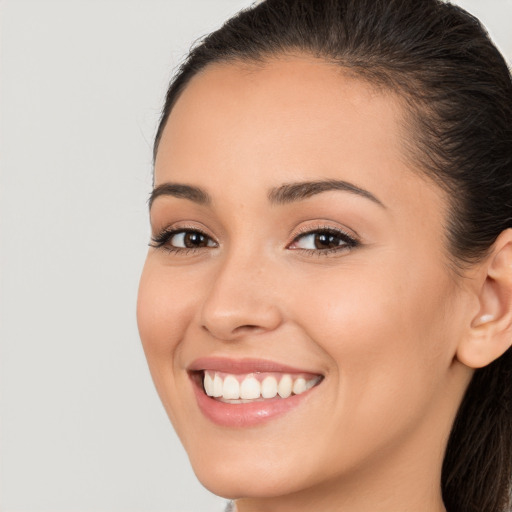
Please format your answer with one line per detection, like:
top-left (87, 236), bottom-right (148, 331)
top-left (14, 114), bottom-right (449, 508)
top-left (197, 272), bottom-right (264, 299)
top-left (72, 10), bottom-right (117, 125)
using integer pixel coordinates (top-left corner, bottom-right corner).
top-left (137, 57), bottom-right (474, 505)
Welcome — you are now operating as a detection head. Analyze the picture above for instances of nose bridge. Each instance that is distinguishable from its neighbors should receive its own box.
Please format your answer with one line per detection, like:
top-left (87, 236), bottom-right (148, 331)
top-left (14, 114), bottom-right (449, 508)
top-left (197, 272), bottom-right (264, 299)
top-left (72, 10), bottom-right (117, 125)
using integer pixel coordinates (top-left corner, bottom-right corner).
top-left (199, 243), bottom-right (282, 340)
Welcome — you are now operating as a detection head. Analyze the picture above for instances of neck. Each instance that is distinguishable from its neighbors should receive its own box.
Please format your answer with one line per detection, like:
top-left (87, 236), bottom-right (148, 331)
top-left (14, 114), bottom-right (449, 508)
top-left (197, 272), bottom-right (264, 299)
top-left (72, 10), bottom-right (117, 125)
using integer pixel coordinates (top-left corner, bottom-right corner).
top-left (234, 469), bottom-right (447, 512)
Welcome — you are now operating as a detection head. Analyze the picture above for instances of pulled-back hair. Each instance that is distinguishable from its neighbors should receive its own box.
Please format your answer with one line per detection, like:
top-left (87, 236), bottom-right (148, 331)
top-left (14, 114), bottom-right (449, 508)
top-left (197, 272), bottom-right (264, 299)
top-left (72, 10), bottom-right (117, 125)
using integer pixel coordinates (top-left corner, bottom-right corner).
top-left (153, 1), bottom-right (512, 510)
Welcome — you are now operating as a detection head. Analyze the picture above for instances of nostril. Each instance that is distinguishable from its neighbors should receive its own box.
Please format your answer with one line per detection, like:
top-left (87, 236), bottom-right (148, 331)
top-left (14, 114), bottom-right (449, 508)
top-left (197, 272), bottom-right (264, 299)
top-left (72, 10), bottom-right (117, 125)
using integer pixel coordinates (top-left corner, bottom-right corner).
top-left (202, 323), bottom-right (262, 338)
top-left (230, 324), bottom-right (265, 337)
top-left (234, 324), bottom-right (260, 332)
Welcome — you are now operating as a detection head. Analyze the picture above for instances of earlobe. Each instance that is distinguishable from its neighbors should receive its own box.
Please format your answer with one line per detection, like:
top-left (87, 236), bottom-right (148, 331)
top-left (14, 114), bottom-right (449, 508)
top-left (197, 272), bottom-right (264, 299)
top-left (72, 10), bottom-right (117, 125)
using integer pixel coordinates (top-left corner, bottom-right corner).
top-left (457, 229), bottom-right (512, 369)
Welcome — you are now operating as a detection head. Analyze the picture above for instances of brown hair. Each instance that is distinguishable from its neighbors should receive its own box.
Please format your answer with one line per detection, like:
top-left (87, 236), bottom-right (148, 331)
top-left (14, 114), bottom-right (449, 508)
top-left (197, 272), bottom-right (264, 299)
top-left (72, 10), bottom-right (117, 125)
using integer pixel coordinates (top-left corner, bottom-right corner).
top-left (154, 1), bottom-right (512, 510)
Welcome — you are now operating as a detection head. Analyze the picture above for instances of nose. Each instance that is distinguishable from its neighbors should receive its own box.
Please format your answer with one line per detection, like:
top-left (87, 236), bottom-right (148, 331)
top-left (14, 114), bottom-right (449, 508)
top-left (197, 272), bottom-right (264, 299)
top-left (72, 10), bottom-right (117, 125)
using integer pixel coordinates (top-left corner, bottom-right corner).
top-left (199, 250), bottom-right (283, 341)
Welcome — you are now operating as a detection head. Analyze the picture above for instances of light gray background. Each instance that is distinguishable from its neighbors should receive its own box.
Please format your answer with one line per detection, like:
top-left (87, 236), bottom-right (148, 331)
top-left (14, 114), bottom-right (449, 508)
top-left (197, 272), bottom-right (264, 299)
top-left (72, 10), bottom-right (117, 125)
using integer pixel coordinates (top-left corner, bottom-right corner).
top-left (1, 1), bottom-right (511, 511)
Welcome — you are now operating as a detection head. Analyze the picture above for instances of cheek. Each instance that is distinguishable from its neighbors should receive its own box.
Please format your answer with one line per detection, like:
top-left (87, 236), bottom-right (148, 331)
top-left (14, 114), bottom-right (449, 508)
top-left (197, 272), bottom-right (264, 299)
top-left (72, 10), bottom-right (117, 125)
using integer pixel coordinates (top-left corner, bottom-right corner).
top-left (137, 258), bottom-right (207, 433)
top-left (137, 259), bottom-right (198, 354)
top-left (287, 255), bottom-right (458, 427)
top-left (136, 258), bottom-right (203, 407)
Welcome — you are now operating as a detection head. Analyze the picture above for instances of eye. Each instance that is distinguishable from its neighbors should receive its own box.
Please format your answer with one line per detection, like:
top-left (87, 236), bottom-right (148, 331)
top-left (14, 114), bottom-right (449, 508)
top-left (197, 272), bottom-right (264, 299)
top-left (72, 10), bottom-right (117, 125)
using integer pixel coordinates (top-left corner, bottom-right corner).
top-left (169, 231), bottom-right (216, 249)
top-left (289, 228), bottom-right (359, 253)
top-left (150, 228), bottom-right (217, 252)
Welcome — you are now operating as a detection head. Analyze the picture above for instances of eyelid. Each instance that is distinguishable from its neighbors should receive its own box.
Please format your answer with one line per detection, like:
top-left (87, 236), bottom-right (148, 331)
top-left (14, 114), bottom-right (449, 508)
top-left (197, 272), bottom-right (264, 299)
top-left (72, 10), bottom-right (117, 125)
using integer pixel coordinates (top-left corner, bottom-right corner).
top-left (149, 221), bottom-right (360, 256)
top-left (289, 222), bottom-right (360, 243)
top-left (287, 223), bottom-right (360, 253)
top-left (149, 224), bottom-right (218, 250)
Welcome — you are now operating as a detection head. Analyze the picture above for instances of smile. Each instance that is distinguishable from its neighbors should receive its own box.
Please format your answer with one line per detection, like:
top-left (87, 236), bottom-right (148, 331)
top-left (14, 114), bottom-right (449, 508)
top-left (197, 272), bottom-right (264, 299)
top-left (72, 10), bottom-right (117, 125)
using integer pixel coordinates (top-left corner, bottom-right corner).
top-left (188, 358), bottom-right (323, 427)
top-left (203, 371), bottom-right (321, 402)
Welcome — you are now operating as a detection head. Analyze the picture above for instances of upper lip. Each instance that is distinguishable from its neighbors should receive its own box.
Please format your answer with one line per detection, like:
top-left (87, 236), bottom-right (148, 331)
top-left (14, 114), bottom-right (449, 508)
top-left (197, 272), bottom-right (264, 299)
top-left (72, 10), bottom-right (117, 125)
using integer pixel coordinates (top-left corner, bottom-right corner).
top-left (187, 357), bottom-right (322, 375)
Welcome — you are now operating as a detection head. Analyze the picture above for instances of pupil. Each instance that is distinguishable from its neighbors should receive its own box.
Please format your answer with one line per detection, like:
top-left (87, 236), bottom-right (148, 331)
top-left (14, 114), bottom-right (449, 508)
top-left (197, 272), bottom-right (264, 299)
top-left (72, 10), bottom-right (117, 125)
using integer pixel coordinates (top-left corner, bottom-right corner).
top-left (315, 233), bottom-right (338, 249)
top-left (184, 232), bottom-right (206, 248)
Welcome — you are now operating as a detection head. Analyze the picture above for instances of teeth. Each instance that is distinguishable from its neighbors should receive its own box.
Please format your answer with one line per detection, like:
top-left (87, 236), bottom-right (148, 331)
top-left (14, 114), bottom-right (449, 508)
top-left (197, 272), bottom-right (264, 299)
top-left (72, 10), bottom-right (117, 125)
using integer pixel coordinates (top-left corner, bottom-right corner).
top-left (292, 377), bottom-right (306, 395)
top-left (261, 376), bottom-right (278, 398)
top-left (223, 375), bottom-right (240, 399)
top-left (240, 376), bottom-right (261, 399)
top-left (202, 371), bottom-right (321, 401)
top-left (278, 374), bottom-right (292, 398)
top-left (204, 372), bottom-right (214, 396)
top-left (212, 374), bottom-right (223, 397)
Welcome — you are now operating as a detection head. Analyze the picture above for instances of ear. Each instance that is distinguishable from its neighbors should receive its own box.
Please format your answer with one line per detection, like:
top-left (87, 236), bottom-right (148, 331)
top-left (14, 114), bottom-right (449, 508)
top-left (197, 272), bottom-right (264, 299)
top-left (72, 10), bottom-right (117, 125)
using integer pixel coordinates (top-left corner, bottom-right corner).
top-left (456, 228), bottom-right (512, 369)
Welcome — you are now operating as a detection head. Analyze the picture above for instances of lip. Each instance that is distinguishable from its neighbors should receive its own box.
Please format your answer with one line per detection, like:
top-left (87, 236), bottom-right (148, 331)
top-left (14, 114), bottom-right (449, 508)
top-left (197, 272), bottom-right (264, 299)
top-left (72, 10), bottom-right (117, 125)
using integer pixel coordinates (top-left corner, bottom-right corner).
top-left (188, 356), bottom-right (320, 375)
top-left (188, 357), bottom-right (323, 428)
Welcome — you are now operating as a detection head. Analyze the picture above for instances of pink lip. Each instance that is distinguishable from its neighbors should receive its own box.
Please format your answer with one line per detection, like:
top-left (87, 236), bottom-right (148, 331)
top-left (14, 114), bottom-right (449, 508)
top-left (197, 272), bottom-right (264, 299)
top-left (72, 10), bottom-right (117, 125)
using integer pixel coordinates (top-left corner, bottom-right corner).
top-left (188, 357), bottom-right (323, 428)
top-left (188, 357), bottom-right (319, 375)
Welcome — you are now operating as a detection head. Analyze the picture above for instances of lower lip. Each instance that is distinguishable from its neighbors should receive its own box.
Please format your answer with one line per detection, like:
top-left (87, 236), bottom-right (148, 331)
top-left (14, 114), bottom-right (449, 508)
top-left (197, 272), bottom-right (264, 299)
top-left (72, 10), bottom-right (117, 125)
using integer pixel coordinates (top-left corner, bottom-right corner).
top-left (191, 375), bottom-right (319, 428)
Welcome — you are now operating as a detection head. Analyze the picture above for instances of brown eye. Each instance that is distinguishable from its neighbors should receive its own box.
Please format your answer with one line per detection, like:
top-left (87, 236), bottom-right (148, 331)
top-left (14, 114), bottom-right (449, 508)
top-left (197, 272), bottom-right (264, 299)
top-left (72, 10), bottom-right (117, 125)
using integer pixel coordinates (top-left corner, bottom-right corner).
top-left (182, 231), bottom-right (209, 248)
top-left (170, 230), bottom-right (216, 249)
top-left (313, 233), bottom-right (343, 250)
top-left (289, 229), bottom-right (358, 252)
top-left (150, 228), bottom-right (218, 251)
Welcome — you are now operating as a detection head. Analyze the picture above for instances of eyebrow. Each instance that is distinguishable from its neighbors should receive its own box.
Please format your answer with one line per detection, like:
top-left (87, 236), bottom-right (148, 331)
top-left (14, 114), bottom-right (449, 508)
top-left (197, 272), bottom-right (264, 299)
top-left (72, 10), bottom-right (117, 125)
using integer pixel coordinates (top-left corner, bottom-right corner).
top-left (149, 178), bottom-right (384, 209)
top-left (149, 183), bottom-right (211, 209)
top-left (268, 179), bottom-right (385, 208)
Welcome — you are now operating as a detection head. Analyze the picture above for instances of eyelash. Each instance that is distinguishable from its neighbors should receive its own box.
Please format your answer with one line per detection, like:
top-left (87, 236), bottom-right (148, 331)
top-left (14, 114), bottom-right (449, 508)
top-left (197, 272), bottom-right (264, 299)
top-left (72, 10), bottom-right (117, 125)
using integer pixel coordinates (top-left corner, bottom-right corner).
top-left (149, 227), bottom-right (216, 255)
top-left (289, 226), bottom-right (359, 255)
top-left (149, 225), bottom-right (360, 256)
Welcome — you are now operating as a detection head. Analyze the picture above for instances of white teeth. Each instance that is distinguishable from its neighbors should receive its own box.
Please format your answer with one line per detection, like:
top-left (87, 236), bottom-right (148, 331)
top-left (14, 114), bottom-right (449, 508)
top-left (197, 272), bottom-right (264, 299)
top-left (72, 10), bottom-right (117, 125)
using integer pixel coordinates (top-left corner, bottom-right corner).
top-left (204, 372), bottom-right (214, 396)
top-left (212, 374), bottom-right (223, 397)
top-left (261, 376), bottom-right (278, 398)
top-left (203, 371), bottom-right (321, 401)
top-left (223, 375), bottom-right (240, 399)
top-left (278, 374), bottom-right (293, 398)
top-left (292, 377), bottom-right (306, 395)
top-left (240, 376), bottom-right (261, 399)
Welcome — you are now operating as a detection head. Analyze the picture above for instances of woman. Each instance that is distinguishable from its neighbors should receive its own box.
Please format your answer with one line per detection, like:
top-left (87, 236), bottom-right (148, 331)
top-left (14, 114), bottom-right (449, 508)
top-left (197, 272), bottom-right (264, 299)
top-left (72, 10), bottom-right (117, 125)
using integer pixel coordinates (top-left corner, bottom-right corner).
top-left (137, 1), bottom-right (512, 511)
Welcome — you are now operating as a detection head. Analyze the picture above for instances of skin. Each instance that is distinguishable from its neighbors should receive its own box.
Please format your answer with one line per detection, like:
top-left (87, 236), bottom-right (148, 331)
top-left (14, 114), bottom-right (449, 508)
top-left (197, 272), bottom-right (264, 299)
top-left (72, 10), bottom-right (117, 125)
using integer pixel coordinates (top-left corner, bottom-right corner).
top-left (137, 56), bottom-right (495, 511)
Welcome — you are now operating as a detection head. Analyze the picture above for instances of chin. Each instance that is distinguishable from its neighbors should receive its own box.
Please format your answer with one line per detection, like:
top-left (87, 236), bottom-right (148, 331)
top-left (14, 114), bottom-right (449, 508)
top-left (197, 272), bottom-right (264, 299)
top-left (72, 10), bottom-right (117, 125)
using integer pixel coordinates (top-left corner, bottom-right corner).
top-left (192, 458), bottom-right (308, 500)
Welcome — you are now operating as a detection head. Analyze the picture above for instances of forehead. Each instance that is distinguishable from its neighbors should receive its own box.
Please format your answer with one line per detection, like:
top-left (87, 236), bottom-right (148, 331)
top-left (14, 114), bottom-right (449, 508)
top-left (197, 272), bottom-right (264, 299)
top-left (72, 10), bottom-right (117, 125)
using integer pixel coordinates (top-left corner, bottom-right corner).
top-left (155, 55), bottom-right (443, 217)
top-left (156, 56), bottom-right (409, 184)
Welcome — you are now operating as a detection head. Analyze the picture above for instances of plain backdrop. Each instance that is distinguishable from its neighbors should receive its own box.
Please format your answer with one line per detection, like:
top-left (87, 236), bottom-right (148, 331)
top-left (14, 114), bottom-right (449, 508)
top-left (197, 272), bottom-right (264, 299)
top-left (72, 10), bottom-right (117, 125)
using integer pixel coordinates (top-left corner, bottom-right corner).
top-left (1, 1), bottom-right (511, 511)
